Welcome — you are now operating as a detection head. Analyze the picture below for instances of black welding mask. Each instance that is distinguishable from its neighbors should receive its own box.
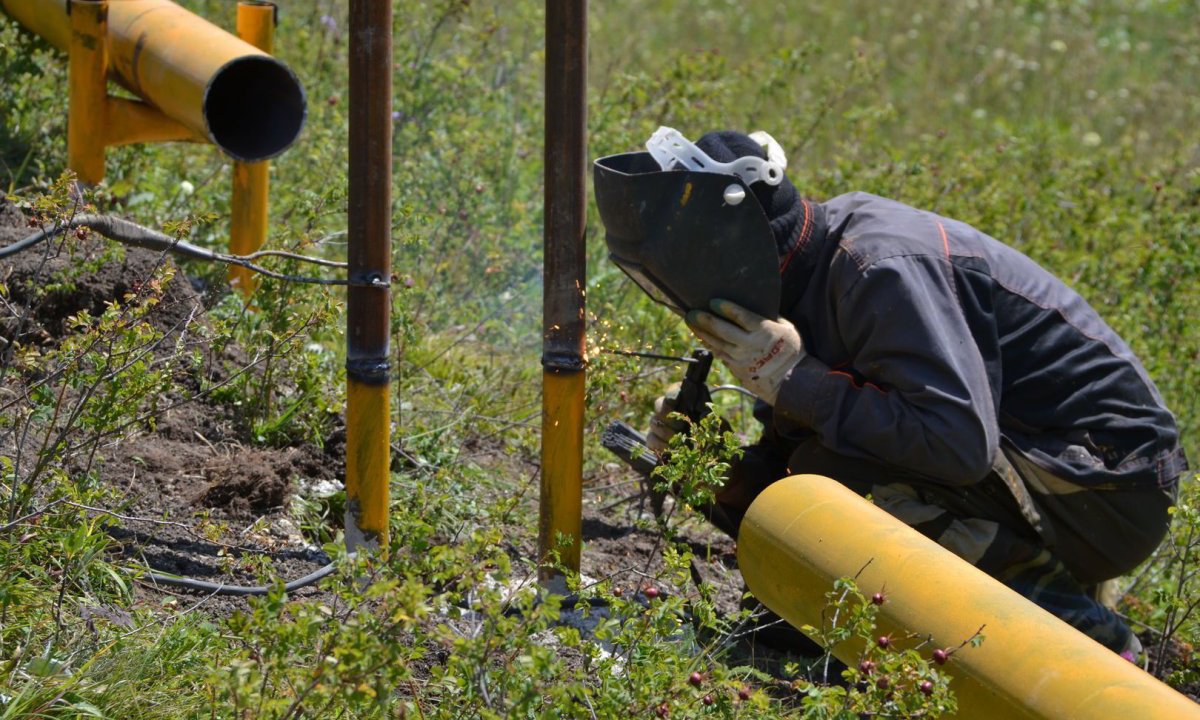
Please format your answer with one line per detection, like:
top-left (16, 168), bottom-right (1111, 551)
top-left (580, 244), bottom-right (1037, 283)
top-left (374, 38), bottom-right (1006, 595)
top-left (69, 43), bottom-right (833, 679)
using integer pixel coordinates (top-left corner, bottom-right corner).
top-left (593, 127), bottom-right (782, 319)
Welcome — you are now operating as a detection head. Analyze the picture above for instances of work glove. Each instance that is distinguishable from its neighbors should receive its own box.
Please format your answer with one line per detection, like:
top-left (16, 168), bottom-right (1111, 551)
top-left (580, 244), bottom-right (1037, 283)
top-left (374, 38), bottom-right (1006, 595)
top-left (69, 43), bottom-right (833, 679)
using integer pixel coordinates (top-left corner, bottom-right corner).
top-left (686, 299), bottom-right (804, 406)
top-left (647, 382), bottom-right (688, 454)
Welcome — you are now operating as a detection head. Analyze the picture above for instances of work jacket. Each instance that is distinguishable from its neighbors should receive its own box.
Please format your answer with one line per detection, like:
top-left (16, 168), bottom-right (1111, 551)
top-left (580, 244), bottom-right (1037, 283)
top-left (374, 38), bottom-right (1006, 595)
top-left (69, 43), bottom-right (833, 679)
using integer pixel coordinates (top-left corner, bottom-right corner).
top-left (768, 191), bottom-right (1187, 490)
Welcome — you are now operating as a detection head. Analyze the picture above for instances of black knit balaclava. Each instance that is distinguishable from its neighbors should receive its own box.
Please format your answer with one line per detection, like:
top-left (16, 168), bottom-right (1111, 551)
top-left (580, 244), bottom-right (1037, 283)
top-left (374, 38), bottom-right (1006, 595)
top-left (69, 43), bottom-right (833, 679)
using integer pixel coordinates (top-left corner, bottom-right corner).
top-left (694, 130), bottom-right (804, 261)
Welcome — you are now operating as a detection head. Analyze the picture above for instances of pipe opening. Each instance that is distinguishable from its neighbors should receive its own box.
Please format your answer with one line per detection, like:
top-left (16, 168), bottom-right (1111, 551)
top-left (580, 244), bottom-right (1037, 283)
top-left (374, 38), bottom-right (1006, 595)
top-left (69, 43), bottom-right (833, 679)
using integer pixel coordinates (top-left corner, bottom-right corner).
top-left (204, 55), bottom-right (306, 162)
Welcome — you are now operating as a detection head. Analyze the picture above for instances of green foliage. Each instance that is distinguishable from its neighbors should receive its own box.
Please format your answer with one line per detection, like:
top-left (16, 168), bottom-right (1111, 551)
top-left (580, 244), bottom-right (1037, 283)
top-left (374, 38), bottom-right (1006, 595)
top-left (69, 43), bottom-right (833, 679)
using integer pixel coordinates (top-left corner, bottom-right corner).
top-left (0, 0), bottom-right (1197, 716)
top-left (793, 576), bottom-right (972, 719)
top-left (205, 281), bottom-right (342, 448)
top-left (1130, 475), bottom-right (1200, 684)
top-left (653, 410), bottom-right (744, 511)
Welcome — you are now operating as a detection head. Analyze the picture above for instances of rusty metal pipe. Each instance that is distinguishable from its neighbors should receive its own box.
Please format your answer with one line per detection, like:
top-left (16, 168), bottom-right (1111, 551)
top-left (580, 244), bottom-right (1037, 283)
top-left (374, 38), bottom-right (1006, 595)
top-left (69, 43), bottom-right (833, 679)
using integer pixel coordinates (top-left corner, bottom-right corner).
top-left (738, 474), bottom-right (1200, 719)
top-left (538, 0), bottom-right (588, 581)
top-left (343, 0), bottom-right (392, 550)
top-left (0, 0), bottom-right (306, 162)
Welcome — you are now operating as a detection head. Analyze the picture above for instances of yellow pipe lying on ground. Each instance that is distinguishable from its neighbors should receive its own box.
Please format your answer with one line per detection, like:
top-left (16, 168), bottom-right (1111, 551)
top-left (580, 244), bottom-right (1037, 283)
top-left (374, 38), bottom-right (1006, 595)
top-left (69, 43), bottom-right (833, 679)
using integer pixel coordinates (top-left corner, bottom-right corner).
top-left (1, 0), bottom-right (305, 166)
top-left (738, 474), bottom-right (1200, 719)
top-left (228, 1), bottom-right (275, 297)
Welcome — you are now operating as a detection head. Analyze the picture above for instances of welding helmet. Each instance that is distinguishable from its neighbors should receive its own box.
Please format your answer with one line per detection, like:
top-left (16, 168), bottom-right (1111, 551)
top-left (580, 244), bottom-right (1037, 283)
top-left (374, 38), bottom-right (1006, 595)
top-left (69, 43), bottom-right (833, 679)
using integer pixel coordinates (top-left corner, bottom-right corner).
top-left (593, 127), bottom-right (783, 319)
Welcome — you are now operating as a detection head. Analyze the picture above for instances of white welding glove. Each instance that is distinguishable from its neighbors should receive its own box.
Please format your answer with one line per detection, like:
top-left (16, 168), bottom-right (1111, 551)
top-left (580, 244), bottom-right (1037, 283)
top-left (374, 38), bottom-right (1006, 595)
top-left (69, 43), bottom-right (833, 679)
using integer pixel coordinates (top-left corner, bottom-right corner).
top-left (647, 383), bottom-right (686, 454)
top-left (687, 299), bottom-right (804, 406)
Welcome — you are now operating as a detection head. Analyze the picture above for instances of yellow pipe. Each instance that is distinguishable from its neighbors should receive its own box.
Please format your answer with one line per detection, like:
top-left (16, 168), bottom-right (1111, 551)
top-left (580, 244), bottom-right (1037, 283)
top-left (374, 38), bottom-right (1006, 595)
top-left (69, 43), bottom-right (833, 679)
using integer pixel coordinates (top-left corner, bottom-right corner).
top-left (65, 0), bottom-right (199, 184)
top-left (104, 97), bottom-right (198, 148)
top-left (344, 379), bottom-right (390, 548)
top-left (738, 474), bottom-right (1200, 719)
top-left (228, 1), bottom-right (275, 297)
top-left (1, 0), bottom-right (305, 162)
top-left (538, 369), bottom-right (584, 578)
top-left (66, 0), bottom-right (108, 185)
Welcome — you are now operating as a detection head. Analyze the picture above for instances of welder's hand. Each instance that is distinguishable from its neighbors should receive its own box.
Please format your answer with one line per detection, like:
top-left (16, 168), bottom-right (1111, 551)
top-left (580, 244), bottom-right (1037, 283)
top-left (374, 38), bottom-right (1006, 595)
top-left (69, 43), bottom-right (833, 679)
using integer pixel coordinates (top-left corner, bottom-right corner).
top-left (647, 383), bottom-right (688, 454)
top-left (686, 299), bottom-right (804, 405)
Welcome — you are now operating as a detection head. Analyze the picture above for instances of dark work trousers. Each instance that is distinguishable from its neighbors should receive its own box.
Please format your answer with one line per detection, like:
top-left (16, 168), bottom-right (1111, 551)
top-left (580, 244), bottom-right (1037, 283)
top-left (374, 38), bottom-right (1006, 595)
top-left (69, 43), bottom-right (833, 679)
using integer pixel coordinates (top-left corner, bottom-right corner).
top-left (710, 437), bottom-right (1176, 654)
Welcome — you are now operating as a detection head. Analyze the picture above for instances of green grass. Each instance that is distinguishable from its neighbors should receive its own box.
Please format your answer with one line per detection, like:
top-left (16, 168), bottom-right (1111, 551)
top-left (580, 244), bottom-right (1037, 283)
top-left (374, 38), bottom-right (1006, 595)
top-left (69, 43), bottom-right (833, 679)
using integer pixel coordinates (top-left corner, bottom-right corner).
top-left (1, 0), bottom-right (1198, 716)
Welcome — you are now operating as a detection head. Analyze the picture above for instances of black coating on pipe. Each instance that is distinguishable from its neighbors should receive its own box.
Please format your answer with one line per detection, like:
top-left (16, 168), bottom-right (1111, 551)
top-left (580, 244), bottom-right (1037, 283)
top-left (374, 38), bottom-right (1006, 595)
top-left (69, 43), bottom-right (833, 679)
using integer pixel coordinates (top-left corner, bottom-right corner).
top-left (541, 352), bottom-right (586, 372)
top-left (204, 54), bottom-right (307, 162)
top-left (346, 358), bottom-right (391, 385)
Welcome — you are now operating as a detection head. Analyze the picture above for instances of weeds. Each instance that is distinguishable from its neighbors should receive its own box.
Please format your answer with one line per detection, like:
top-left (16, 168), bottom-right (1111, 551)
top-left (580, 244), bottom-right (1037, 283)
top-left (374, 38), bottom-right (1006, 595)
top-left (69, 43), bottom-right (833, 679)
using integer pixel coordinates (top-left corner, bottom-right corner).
top-left (0, 0), bottom-right (1197, 717)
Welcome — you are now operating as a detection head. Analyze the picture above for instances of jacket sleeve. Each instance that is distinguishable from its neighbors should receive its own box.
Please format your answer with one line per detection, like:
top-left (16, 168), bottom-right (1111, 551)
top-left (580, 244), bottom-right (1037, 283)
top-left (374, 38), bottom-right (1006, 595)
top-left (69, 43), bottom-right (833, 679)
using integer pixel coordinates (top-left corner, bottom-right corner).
top-left (773, 253), bottom-right (998, 485)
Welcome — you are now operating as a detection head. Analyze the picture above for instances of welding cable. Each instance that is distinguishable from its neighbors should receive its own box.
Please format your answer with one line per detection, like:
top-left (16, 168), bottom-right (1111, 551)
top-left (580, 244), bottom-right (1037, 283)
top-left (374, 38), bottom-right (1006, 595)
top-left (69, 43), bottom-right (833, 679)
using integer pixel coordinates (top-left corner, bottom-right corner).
top-left (711, 384), bottom-right (757, 399)
top-left (0, 214), bottom-right (354, 286)
top-left (144, 560), bottom-right (340, 596)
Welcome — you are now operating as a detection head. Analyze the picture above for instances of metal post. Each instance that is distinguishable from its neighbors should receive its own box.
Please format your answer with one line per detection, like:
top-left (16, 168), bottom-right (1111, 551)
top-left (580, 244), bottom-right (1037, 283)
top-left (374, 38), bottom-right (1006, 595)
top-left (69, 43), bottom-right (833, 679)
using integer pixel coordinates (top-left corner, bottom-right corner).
top-left (67, 0), bottom-right (109, 185)
top-left (2, 0), bottom-right (305, 162)
top-left (344, 0), bottom-right (392, 551)
top-left (228, 1), bottom-right (275, 297)
top-left (738, 474), bottom-right (1200, 719)
top-left (538, 0), bottom-right (587, 581)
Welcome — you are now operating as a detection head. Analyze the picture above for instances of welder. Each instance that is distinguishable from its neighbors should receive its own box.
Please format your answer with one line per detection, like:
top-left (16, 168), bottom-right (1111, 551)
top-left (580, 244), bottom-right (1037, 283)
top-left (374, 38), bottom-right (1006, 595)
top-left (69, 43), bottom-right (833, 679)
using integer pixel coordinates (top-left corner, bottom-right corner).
top-left (593, 127), bottom-right (1188, 657)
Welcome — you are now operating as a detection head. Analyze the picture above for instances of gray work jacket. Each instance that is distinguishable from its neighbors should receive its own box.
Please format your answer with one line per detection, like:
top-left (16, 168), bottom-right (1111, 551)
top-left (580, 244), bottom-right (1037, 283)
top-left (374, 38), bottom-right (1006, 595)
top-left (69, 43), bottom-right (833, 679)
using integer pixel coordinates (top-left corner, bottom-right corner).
top-left (769, 192), bottom-right (1187, 490)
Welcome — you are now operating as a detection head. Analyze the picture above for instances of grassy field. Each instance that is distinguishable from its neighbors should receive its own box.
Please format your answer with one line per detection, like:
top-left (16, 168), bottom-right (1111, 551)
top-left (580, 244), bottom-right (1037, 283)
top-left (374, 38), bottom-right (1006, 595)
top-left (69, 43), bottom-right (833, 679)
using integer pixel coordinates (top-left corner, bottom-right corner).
top-left (1, 0), bottom-right (1198, 717)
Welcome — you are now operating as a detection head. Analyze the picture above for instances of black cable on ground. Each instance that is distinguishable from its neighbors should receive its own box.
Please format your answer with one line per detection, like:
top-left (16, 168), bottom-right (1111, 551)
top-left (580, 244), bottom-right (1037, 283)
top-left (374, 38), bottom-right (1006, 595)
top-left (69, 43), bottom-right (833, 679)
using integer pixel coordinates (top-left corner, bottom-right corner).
top-left (2, 213), bottom-right (354, 286)
top-left (145, 562), bottom-right (617, 605)
top-left (145, 560), bottom-right (339, 596)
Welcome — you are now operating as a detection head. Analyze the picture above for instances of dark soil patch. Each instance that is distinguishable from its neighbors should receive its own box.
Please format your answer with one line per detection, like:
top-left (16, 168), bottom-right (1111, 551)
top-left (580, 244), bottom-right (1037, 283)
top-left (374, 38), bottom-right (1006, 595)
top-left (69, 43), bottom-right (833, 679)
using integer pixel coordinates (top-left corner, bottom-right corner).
top-left (0, 194), bottom-right (340, 612)
top-left (577, 462), bottom-right (821, 680)
top-left (0, 214), bottom-right (202, 347)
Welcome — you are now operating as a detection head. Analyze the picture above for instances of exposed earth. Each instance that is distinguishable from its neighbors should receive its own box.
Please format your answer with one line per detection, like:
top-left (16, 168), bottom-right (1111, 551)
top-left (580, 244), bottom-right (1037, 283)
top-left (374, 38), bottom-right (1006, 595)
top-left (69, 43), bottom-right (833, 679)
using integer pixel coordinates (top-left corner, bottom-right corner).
top-left (1, 195), bottom-right (1193, 697)
top-left (0, 194), bottom-right (341, 615)
top-left (0, 193), bottom-right (753, 630)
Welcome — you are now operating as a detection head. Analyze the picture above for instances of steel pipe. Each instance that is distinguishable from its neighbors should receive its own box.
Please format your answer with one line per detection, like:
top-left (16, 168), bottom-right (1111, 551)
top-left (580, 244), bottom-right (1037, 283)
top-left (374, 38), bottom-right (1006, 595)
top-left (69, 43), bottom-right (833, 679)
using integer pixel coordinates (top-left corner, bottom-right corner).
top-left (343, 0), bottom-right (392, 550)
top-left (538, 0), bottom-right (587, 580)
top-left (66, 0), bottom-right (109, 183)
top-left (738, 474), bottom-right (1200, 719)
top-left (1, 0), bottom-right (306, 162)
top-left (228, 1), bottom-right (275, 297)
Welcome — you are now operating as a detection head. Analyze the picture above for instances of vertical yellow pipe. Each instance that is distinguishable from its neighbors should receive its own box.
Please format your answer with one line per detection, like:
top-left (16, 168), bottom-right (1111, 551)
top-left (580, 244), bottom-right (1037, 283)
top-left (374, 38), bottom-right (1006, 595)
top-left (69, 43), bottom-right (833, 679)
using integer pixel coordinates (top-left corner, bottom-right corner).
top-left (738, 474), bottom-right (1200, 719)
top-left (228, 1), bottom-right (275, 297)
top-left (67, 0), bottom-right (108, 185)
top-left (345, 380), bottom-right (390, 546)
top-left (539, 370), bottom-right (584, 575)
top-left (2, 0), bottom-right (306, 160)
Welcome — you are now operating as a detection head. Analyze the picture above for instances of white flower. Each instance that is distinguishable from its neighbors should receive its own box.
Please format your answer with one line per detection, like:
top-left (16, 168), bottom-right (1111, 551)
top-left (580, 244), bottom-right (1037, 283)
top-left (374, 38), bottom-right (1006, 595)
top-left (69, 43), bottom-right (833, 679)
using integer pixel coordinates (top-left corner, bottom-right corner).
top-left (1082, 132), bottom-right (1102, 147)
top-left (178, 180), bottom-right (194, 196)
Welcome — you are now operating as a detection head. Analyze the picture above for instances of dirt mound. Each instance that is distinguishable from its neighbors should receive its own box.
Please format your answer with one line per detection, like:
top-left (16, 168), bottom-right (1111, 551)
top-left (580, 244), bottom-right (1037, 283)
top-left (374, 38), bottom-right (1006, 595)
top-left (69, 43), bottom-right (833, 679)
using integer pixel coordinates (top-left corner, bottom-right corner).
top-left (0, 193), bottom-right (26, 244)
top-left (1, 193), bottom-right (341, 600)
top-left (0, 196), bottom-right (203, 345)
top-left (200, 446), bottom-right (334, 514)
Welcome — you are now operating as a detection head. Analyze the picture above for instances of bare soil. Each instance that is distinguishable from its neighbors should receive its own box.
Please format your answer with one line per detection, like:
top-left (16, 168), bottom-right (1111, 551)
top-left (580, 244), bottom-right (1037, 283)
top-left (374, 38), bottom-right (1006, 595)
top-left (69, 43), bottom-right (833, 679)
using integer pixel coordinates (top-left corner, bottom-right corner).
top-left (2, 195), bottom-right (1192, 697)
top-left (0, 195), bottom-right (338, 615)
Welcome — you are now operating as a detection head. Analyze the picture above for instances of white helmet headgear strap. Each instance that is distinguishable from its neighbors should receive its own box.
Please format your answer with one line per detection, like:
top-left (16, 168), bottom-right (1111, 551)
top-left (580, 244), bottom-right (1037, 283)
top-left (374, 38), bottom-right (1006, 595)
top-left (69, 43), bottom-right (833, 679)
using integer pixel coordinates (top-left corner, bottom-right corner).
top-left (645, 126), bottom-right (786, 187)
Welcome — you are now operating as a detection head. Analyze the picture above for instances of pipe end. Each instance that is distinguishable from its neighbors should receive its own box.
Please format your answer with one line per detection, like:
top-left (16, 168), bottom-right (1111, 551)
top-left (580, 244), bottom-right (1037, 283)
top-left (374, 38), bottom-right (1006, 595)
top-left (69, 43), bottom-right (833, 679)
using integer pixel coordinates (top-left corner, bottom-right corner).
top-left (204, 54), bottom-right (306, 162)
